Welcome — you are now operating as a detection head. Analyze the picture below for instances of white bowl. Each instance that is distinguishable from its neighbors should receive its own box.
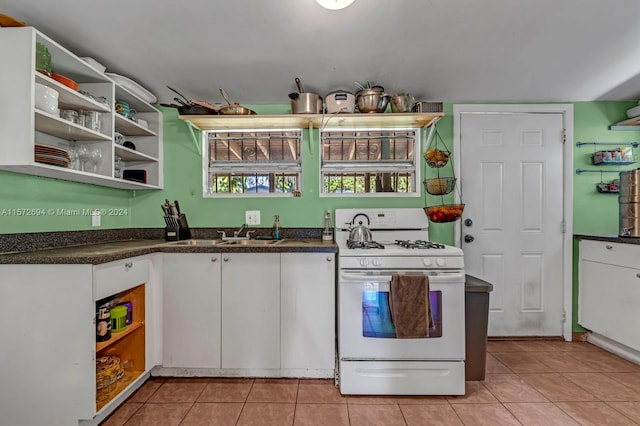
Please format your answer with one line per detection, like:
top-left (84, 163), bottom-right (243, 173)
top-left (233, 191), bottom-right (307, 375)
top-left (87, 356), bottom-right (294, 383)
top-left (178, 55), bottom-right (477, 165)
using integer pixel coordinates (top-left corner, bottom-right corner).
top-left (34, 83), bottom-right (59, 114)
top-left (80, 57), bottom-right (107, 74)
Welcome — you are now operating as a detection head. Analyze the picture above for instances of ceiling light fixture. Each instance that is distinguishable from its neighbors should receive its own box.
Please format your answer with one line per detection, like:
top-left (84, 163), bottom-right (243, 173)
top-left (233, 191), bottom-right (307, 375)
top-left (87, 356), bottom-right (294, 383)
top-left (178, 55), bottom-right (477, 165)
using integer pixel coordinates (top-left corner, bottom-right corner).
top-left (315, 0), bottom-right (355, 10)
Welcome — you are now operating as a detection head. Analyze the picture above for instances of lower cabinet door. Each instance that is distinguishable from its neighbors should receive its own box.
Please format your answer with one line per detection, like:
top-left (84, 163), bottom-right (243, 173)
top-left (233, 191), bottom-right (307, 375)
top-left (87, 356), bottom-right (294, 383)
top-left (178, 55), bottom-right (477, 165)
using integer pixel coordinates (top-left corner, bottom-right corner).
top-left (281, 253), bottom-right (336, 371)
top-left (0, 264), bottom-right (95, 425)
top-left (579, 259), bottom-right (640, 352)
top-left (163, 253), bottom-right (222, 368)
top-left (221, 253), bottom-right (280, 369)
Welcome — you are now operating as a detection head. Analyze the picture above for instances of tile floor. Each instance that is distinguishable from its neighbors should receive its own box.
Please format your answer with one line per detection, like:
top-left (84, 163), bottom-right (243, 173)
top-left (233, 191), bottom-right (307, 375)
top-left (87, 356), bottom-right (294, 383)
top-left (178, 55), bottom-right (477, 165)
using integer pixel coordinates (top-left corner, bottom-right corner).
top-left (101, 340), bottom-right (640, 425)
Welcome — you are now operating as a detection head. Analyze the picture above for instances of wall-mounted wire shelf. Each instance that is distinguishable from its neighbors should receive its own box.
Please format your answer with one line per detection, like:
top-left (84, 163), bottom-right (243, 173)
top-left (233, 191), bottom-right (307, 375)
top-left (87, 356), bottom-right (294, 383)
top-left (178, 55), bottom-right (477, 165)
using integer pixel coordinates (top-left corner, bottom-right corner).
top-left (576, 141), bottom-right (639, 148)
top-left (575, 169), bottom-right (629, 175)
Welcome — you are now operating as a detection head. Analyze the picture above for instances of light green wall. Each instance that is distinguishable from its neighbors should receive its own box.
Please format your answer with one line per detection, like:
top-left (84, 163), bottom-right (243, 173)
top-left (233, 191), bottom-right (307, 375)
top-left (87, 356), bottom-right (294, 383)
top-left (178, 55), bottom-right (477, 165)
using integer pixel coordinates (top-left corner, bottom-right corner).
top-left (573, 101), bottom-right (639, 235)
top-left (0, 170), bottom-right (132, 232)
top-left (129, 104), bottom-right (456, 245)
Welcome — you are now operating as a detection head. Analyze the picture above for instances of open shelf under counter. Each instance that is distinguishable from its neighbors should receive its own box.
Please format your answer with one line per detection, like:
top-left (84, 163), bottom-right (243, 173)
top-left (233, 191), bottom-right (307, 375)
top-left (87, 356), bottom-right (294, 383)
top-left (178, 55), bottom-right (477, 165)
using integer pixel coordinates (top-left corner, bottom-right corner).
top-left (35, 73), bottom-right (111, 112)
top-left (180, 112), bottom-right (444, 130)
top-left (115, 114), bottom-right (156, 137)
top-left (35, 110), bottom-right (112, 141)
top-left (96, 321), bottom-right (144, 353)
top-left (96, 369), bottom-right (144, 411)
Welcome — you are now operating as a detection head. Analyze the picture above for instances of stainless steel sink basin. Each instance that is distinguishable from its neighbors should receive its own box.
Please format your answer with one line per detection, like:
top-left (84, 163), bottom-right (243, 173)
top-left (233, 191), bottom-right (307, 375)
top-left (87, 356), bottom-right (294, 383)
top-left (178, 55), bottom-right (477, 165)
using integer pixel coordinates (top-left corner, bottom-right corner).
top-left (221, 239), bottom-right (284, 246)
top-left (167, 239), bottom-right (223, 246)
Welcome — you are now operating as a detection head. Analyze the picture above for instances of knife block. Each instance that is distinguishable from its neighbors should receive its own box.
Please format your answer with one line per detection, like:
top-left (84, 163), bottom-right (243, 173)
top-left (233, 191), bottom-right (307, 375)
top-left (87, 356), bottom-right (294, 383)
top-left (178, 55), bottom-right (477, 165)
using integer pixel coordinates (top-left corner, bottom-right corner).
top-left (164, 214), bottom-right (192, 241)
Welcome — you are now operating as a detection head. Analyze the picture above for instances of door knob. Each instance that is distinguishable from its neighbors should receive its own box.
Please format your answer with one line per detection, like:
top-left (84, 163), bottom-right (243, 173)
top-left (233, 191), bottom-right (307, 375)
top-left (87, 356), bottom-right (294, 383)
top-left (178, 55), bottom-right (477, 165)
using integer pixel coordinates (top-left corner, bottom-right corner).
top-left (464, 234), bottom-right (475, 243)
top-left (464, 218), bottom-right (473, 227)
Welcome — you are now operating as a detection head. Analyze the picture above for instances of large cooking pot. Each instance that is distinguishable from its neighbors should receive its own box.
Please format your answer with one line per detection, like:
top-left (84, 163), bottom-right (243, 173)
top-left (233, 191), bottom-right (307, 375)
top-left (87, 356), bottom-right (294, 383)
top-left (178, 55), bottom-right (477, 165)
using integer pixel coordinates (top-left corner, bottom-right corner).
top-left (290, 77), bottom-right (322, 113)
top-left (348, 213), bottom-right (372, 242)
top-left (356, 88), bottom-right (390, 113)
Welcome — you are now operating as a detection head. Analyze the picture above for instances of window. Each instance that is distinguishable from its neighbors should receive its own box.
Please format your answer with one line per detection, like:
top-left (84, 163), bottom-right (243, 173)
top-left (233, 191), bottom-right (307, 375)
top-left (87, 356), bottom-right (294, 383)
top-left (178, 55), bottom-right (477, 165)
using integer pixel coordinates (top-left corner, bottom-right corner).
top-left (320, 128), bottom-right (420, 195)
top-left (204, 129), bottom-right (302, 196)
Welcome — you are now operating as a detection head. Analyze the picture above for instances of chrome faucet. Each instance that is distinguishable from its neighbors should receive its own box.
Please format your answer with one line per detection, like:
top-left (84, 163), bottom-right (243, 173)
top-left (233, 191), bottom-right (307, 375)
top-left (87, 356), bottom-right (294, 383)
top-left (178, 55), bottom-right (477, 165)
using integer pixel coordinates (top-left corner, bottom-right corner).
top-left (234, 223), bottom-right (247, 238)
top-left (217, 223), bottom-right (254, 240)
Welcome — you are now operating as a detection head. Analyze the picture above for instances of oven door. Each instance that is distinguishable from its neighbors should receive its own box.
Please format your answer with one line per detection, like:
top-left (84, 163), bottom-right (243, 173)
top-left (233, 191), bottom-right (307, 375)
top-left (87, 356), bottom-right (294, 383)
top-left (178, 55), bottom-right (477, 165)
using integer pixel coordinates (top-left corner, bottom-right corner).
top-left (338, 270), bottom-right (465, 360)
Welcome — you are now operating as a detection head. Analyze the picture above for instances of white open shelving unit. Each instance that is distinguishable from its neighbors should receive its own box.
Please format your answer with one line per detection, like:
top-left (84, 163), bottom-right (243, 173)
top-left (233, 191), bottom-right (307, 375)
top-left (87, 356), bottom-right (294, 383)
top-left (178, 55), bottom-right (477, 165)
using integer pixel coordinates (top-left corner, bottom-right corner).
top-left (0, 27), bottom-right (163, 190)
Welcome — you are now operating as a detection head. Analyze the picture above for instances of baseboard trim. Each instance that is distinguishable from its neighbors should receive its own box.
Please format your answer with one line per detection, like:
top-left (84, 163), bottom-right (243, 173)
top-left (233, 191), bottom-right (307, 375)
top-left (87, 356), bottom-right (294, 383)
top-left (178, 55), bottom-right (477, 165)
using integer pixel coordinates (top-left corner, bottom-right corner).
top-left (587, 332), bottom-right (640, 365)
top-left (487, 336), bottom-right (564, 341)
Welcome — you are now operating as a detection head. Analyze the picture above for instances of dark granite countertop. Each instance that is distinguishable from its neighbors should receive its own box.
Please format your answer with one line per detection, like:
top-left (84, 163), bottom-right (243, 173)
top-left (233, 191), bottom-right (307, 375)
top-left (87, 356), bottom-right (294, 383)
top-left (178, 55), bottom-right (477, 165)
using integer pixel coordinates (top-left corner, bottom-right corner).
top-left (0, 238), bottom-right (338, 265)
top-left (574, 234), bottom-right (640, 245)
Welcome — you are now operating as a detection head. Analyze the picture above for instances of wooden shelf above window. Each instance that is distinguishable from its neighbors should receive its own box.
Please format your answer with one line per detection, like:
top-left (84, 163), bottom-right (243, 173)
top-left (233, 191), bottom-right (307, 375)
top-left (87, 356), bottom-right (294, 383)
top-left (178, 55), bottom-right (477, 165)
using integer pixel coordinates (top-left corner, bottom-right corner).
top-left (180, 112), bottom-right (443, 130)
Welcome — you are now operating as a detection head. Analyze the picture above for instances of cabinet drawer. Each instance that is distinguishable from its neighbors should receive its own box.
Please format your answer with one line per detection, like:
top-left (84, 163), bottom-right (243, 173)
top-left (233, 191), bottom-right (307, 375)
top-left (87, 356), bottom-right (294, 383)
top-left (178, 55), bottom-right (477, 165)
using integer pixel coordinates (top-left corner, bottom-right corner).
top-left (94, 257), bottom-right (151, 300)
top-left (580, 240), bottom-right (640, 269)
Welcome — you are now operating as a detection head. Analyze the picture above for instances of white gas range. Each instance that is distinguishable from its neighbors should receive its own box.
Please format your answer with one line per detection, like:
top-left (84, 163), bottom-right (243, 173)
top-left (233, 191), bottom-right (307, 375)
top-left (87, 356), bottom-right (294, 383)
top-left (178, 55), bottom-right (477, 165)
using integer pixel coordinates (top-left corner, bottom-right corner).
top-left (335, 208), bottom-right (466, 395)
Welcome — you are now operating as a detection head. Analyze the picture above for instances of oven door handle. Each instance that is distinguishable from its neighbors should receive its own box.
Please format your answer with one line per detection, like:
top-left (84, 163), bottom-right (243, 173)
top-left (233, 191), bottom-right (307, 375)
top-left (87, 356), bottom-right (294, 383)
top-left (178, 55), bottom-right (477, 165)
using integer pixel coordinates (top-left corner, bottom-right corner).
top-left (340, 271), bottom-right (465, 283)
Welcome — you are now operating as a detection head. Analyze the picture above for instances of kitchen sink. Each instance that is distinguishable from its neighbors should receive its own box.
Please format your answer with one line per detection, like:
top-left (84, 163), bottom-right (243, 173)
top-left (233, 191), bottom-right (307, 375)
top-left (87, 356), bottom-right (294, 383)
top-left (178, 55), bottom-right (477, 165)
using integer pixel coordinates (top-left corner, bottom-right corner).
top-left (167, 239), bottom-right (223, 246)
top-left (221, 239), bottom-right (284, 246)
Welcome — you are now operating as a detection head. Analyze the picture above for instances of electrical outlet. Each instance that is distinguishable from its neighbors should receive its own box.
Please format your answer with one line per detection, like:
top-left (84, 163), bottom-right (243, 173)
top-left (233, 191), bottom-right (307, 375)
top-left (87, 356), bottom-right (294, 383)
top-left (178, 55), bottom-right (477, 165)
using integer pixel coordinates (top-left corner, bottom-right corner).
top-left (245, 210), bottom-right (260, 225)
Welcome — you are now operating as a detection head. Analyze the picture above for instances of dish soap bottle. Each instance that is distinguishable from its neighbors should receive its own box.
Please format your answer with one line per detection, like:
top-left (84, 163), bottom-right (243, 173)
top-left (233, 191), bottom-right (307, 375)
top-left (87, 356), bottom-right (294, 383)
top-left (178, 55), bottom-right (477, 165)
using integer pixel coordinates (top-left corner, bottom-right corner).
top-left (273, 214), bottom-right (281, 240)
top-left (322, 210), bottom-right (333, 242)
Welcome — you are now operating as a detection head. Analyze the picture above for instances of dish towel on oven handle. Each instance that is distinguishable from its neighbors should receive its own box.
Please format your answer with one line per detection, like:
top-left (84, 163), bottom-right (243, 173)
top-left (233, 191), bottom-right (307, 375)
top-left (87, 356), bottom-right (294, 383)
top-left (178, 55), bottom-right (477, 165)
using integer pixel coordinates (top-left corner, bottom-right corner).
top-left (389, 273), bottom-right (434, 338)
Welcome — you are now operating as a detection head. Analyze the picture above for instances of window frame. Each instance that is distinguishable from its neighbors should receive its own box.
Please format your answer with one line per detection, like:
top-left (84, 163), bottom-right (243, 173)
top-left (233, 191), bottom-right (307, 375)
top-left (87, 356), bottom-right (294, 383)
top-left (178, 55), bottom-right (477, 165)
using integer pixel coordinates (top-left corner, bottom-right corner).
top-left (202, 128), bottom-right (302, 198)
top-left (318, 126), bottom-right (422, 197)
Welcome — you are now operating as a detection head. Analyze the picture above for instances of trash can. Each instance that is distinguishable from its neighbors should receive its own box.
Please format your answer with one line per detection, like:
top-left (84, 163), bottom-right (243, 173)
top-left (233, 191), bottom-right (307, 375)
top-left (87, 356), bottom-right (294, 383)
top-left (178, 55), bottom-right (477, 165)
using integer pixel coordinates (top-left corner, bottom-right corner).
top-left (465, 274), bottom-right (493, 380)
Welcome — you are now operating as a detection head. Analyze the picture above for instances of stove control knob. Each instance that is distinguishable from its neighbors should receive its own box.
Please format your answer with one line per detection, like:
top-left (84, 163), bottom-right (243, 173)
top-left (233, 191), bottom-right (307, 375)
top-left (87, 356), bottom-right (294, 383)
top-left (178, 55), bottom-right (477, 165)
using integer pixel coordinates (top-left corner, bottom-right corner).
top-left (359, 258), bottom-right (369, 267)
top-left (436, 258), bottom-right (446, 267)
top-left (372, 258), bottom-right (382, 266)
top-left (422, 258), bottom-right (433, 267)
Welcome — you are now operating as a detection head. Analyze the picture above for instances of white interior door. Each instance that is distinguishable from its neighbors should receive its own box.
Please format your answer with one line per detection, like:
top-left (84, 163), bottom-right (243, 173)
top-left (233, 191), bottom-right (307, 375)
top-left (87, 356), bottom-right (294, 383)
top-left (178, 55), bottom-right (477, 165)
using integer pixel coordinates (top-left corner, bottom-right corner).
top-left (456, 108), bottom-right (567, 337)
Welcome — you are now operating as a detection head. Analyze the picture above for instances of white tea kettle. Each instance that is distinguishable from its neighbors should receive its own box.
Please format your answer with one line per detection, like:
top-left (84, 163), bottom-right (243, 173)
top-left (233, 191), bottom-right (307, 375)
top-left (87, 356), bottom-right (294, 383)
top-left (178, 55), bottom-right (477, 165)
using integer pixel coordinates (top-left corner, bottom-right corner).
top-left (348, 213), bottom-right (372, 242)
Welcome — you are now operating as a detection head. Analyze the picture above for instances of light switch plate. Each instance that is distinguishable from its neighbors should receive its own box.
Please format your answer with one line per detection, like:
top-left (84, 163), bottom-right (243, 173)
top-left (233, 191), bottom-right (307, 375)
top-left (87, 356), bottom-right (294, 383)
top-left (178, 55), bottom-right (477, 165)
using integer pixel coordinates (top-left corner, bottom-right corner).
top-left (246, 210), bottom-right (260, 225)
top-left (91, 210), bottom-right (101, 227)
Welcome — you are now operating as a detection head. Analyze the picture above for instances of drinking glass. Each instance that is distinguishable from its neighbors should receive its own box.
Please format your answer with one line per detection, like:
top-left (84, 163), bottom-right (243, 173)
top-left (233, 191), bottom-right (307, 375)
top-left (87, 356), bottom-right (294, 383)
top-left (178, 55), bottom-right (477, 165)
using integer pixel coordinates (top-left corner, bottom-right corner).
top-left (96, 374), bottom-right (112, 402)
top-left (89, 147), bottom-right (103, 173)
top-left (77, 145), bottom-right (90, 172)
top-left (121, 359), bottom-right (134, 383)
top-left (114, 156), bottom-right (124, 178)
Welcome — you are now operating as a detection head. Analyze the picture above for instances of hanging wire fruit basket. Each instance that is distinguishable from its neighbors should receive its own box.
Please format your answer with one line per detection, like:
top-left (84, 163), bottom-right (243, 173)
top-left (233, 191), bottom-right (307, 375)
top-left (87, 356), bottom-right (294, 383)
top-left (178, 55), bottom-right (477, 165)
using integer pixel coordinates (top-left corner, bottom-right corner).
top-left (424, 148), bottom-right (450, 168)
top-left (424, 203), bottom-right (465, 223)
top-left (423, 177), bottom-right (456, 195)
top-left (423, 126), bottom-right (464, 222)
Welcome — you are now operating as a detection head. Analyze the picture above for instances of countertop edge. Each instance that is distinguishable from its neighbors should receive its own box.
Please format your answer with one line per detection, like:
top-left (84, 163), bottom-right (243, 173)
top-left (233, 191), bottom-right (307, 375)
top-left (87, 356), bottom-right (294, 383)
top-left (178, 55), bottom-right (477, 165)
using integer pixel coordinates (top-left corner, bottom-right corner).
top-left (0, 239), bottom-right (339, 265)
top-left (574, 234), bottom-right (640, 245)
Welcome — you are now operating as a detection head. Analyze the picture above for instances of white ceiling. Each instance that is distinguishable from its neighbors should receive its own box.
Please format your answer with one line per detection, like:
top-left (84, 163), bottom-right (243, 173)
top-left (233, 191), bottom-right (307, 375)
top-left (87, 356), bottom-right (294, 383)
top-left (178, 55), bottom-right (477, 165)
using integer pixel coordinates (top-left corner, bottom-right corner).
top-left (3, 0), bottom-right (640, 105)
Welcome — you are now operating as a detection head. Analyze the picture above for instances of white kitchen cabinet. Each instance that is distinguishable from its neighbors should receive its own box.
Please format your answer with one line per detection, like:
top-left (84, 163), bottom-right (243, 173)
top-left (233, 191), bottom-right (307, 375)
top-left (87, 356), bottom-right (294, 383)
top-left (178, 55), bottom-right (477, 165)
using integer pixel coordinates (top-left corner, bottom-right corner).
top-left (0, 264), bottom-right (95, 426)
top-left (0, 26), bottom-right (163, 190)
top-left (163, 253), bottom-right (222, 368)
top-left (0, 255), bottom-right (160, 425)
top-left (281, 252), bottom-right (336, 374)
top-left (579, 240), bottom-right (640, 352)
top-left (221, 253), bottom-right (281, 369)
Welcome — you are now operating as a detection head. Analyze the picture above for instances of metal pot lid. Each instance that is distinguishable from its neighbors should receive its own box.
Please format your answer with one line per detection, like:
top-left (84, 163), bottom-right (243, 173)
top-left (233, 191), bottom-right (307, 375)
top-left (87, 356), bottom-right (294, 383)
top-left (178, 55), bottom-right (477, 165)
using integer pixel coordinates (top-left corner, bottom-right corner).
top-left (327, 89), bottom-right (354, 96)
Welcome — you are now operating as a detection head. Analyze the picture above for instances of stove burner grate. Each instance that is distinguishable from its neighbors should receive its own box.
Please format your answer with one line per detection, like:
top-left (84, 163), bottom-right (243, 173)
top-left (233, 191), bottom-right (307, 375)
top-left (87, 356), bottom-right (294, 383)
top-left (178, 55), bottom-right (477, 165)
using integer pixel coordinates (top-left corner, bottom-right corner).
top-left (347, 240), bottom-right (385, 249)
top-left (394, 240), bottom-right (445, 249)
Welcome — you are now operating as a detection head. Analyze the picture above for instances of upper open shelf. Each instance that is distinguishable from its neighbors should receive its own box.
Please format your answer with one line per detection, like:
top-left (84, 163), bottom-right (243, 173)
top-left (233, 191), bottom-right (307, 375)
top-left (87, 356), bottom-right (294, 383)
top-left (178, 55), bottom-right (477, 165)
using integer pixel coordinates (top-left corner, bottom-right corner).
top-left (180, 112), bottom-right (443, 130)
